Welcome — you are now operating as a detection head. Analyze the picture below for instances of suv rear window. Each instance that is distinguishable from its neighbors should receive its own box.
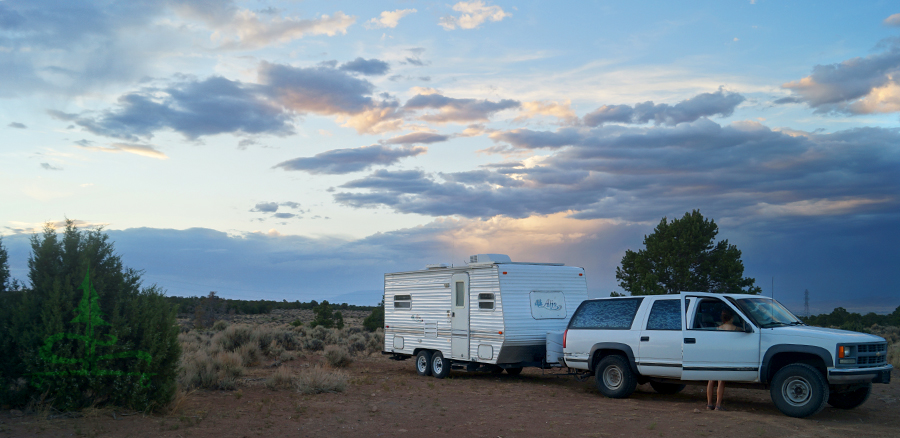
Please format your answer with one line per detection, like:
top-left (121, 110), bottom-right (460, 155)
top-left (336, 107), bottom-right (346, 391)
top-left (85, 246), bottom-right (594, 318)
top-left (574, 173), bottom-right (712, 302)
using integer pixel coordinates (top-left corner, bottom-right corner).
top-left (568, 298), bottom-right (643, 330)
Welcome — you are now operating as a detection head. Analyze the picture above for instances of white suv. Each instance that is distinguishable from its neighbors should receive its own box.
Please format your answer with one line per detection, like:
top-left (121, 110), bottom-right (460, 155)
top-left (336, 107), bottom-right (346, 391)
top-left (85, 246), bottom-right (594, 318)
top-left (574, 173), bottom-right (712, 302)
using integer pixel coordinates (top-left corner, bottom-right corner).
top-left (562, 292), bottom-right (892, 418)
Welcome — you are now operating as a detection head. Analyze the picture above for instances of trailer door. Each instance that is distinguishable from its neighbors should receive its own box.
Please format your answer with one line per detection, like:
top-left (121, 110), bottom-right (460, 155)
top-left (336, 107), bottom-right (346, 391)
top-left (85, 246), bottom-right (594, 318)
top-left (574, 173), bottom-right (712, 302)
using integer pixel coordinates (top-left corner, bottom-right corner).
top-left (450, 273), bottom-right (470, 360)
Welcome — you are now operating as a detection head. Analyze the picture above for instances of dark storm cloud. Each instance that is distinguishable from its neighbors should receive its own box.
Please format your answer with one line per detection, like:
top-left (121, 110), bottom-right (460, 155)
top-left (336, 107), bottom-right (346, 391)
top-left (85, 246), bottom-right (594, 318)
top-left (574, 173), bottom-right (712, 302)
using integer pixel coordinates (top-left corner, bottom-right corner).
top-left (273, 145), bottom-right (426, 175)
top-left (779, 40), bottom-right (900, 114)
top-left (338, 57), bottom-right (390, 76)
top-left (335, 120), bottom-right (900, 222)
top-left (382, 132), bottom-right (450, 145)
top-left (8, 122), bottom-right (26, 129)
top-left (583, 88), bottom-right (745, 126)
top-left (50, 76), bottom-right (292, 140)
top-left (403, 93), bottom-right (520, 122)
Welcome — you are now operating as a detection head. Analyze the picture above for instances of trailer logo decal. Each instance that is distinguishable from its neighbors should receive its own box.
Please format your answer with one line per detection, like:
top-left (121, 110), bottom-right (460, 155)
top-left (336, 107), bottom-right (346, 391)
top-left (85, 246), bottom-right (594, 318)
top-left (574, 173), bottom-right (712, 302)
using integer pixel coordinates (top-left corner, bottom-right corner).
top-left (529, 291), bottom-right (567, 319)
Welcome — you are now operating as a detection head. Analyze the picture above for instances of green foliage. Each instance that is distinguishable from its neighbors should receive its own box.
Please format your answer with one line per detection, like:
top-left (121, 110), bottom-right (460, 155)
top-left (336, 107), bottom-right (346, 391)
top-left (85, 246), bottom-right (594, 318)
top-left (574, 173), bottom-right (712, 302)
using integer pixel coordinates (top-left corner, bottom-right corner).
top-left (290, 319), bottom-right (303, 327)
top-left (802, 306), bottom-right (900, 331)
top-left (0, 221), bottom-right (180, 411)
top-left (164, 295), bottom-right (372, 316)
top-left (609, 291), bottom-right (627, 297)
top-left (363, 297), bottom-right (384, 332)
top-left (615, 210), bottom-right (762, 296)
top-left (0, 236), bottom-right (9, 292)
top-left (309, 300), bottom-right (344, 329)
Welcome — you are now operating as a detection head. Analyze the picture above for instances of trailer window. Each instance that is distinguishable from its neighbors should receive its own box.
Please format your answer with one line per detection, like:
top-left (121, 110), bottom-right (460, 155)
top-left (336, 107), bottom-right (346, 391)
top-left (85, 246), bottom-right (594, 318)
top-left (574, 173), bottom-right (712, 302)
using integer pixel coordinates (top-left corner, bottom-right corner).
top-left (394, 295), bottom-right (411, 309)
top-left (478, 293), bottom-right (495, 310)
top-left (455, 282), bottom-right (465, 307)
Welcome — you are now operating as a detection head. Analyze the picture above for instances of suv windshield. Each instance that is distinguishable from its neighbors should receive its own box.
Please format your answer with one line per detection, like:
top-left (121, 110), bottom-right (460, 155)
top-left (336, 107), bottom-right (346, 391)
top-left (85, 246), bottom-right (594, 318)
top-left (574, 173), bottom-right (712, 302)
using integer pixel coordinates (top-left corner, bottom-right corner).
top-left (736, 298), bottom-right (803, 328)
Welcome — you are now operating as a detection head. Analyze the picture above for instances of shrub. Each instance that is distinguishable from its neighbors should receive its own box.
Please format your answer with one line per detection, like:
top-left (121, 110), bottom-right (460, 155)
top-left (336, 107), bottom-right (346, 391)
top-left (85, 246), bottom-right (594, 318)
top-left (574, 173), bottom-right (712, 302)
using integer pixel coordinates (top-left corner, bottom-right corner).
top-left (347, 334), bottom-right (367, 355)
top-left (304, 339), bottom-right (324, 352)
top-left (0, 222), bottom-right (180, 411)
top-left (309, 301), bottom-right (344, 329)
top-left (212, 320), bottom-right (229, 331)
top-left (295, 366), bottom-right (347, 394)
top-left (363, 301), bottom-right (384, 332)
top-left (265, 366), bottom-right (294, 389)
top-left (310, 326), bottom-right (328, 341)
top-left (290, 319), bottom-right (303, 327)
top-left (323, 346), bottom-right (353, 368)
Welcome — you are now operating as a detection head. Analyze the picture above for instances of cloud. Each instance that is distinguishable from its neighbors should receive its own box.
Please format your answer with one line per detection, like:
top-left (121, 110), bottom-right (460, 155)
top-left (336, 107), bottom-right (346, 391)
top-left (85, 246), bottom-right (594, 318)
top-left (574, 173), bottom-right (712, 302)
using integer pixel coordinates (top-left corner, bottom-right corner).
top-left (583, 88), bottom-right (746, 126)
top-left (339, 57), bottom-right (390, 76)
top-left (779, 40), bottom-right (900, 114)
top-left (365, 9), bottom-right (417, 29)
top-left (335, 120), bottom-right (900, 225)
top-left (74, 141), bottom-right (168, 159)
top-left (173, 2), bottom-right (356, 50)
top-left (273, 145), bottom-right (426, 175)
top-left (8, 122), bottom-right (27, 129)
top-left (439, 1), bottom-right (511, 30)
top-left (51, 76), bottom-right (292, 140)
top-left (40, 162), bottom-right (62, 171)
top-left (885, 13), bottom-right (900, 26)
top-left (251, 202), bottom-right (279, 213)
top-left (515, 100), bottom-right (578, 124)
top-left (403, 93), bottom-right (520, 123)
top-left (382, 132), bottom-right (450, 145)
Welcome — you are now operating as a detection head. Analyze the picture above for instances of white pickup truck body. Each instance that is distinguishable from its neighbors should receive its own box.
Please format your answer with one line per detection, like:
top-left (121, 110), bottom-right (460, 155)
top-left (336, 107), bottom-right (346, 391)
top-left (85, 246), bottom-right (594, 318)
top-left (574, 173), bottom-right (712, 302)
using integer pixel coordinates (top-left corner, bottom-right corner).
top-left (563, 292), bottom-right (892, 417)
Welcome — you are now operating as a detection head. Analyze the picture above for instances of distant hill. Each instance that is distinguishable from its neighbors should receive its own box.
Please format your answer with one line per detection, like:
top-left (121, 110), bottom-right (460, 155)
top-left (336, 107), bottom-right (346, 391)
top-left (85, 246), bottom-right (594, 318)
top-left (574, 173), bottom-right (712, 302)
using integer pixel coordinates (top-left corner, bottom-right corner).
top-left (327, 289), bottom-right (382, 307)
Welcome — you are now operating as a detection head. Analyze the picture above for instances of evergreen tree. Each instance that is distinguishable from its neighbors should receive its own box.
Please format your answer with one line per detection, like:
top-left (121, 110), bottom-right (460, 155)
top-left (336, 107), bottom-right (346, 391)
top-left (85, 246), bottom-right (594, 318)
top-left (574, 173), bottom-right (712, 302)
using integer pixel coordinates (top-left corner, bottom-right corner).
top-left (0, 220), bottom-right (180, 411)
top-left (363, 297), bottom-right (384, 332)
top-left (615, 210), bottom-right (762, 295)
top-left (0, 236), bottom-right (9, 292)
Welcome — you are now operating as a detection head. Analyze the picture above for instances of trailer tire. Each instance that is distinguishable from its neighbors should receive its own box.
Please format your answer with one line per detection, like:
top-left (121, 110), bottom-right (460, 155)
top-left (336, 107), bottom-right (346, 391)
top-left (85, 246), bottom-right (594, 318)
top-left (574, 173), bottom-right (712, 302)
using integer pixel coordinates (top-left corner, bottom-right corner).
top-left (431, 351), bottom-right (451, 379)
top-left (827, 384), bottom-right (872, 410)
top-left (649, 381), bottom-right (686, 395)
top-left (505, 367), bottom-right (523, 376)
top-left (770, 363), bottom-right (828, 418)
top-left (415, 350), bottom-right (433, 377)
top-left (595, 355), bottom-right (637, 399)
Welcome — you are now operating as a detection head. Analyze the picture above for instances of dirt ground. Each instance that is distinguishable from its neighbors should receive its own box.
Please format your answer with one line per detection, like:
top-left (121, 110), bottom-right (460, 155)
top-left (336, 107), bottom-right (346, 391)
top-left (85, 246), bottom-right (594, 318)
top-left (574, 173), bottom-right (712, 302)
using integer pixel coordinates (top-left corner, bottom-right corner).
top-left (3, 353), bottom-right (898, 438)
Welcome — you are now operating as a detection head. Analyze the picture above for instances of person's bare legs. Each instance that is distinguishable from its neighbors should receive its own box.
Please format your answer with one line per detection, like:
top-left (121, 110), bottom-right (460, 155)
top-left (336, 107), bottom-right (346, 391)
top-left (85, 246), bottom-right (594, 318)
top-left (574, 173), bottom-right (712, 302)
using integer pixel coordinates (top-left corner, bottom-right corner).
top-left (706, 381), bottom-right (715, 408)
top-left (716, 381), bottom-right (726, 409)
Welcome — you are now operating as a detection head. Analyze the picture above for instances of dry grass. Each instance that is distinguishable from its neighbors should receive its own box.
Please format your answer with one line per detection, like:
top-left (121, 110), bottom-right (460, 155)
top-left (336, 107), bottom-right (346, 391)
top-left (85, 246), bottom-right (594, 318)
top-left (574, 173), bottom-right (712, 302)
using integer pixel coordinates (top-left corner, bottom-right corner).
top-left (265, 366), bottom-right (295, 389)
top-left (295, 366), bottom-right (348, 394)
top-left (870, 325), bottom-right (900, 368)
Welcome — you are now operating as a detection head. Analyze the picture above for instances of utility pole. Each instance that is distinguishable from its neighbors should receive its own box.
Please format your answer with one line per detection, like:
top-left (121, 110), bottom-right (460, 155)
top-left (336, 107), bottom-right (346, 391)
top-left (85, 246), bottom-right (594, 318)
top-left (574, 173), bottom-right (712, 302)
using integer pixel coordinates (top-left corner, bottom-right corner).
top-left (804, 289), bottom-right (810, 317)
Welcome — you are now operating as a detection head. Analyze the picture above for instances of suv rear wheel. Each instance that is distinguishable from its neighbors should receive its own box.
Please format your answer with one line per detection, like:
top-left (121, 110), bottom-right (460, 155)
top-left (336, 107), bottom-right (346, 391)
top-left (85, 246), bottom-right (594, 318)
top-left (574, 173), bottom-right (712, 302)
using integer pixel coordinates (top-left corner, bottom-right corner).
top-left (827, 383), bottom-right (872, 410)
top-left (770, 363), bottom-right (828, 418)
top-left (595, 355), bottom-right (637, 399)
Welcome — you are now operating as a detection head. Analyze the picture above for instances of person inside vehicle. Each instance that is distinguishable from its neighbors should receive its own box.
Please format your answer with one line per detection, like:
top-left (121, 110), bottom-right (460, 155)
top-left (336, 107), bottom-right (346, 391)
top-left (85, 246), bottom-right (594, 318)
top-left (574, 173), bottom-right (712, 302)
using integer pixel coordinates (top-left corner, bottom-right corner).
top-left (707, 309), bottom-right (740, 410)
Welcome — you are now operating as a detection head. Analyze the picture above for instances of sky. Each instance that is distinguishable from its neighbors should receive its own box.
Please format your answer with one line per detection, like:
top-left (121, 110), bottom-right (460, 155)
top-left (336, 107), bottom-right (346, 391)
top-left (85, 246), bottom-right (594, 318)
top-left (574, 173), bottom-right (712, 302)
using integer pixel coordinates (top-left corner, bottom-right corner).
top-left (2, 1), bottom-right (899, 314)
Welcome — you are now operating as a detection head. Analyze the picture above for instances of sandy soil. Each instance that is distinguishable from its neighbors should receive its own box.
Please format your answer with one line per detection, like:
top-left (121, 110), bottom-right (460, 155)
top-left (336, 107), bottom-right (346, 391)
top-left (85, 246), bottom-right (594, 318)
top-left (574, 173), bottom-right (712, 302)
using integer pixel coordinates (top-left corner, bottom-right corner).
top-left (3, 353), bottom-right (898, 438)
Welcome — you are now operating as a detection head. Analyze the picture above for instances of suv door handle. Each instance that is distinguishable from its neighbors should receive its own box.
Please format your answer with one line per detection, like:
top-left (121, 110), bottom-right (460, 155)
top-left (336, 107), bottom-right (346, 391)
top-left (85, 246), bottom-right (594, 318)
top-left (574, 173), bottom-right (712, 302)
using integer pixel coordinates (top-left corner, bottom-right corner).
top-left (640, 336), bottom-right (649, 342)
top-left (684, 338), bottom-right (696, 344)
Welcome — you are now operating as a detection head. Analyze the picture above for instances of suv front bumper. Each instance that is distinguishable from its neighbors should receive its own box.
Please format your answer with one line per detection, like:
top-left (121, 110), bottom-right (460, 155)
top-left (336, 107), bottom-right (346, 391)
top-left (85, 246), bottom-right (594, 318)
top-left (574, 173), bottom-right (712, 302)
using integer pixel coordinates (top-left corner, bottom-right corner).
top-left (828, 364), bottom-right (892, 384)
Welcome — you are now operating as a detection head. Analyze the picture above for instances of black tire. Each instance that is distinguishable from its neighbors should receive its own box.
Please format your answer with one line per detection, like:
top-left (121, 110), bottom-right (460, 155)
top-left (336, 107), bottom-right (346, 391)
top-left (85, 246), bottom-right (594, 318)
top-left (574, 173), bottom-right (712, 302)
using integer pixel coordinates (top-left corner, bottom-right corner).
top-left (505, 367), bottom-right (523, 376)
top-left (649, 381), bottom-right (686, 395)
top-left (415, 350), bottom-right (432, 377)
top-left (594, 355), bottom-right (637, 399)
top-left (490, 366), bottom-right (504, 374)
top-left (827, 384), bottom-right (872, 409)
top-left (431, 351), bottom-right (451, 379)
top-left (770, 364), bottom-right (828, 418)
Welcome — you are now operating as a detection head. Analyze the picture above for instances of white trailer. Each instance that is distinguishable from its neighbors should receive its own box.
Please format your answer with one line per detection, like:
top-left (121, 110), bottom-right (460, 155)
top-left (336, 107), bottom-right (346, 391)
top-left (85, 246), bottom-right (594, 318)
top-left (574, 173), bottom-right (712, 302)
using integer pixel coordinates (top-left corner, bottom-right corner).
top-left (383, 254), bottom-right (588, 378)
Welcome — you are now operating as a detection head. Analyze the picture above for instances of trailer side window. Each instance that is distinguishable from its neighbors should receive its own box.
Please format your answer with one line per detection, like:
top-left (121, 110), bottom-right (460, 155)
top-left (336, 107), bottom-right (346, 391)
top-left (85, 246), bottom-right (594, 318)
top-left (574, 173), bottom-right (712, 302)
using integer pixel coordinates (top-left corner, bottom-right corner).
top-left (394, 294), bottom-right (412, 309)
top-left (478, 293), bottom-right (495, 310)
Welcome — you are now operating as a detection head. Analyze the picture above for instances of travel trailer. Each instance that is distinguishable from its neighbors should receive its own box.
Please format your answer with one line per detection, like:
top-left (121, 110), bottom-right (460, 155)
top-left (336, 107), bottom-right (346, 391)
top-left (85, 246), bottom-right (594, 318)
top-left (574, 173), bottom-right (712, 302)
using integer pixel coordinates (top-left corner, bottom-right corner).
top-left (383, 254), bottom-right (588, 378)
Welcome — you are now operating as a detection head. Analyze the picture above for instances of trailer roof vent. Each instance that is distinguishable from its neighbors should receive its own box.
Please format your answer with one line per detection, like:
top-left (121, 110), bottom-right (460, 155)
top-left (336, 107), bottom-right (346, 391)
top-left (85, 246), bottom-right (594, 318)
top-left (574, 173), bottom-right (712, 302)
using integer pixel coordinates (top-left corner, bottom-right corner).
top-left (425, 264), bottom-right (449, 269)
top-left (468, 254), bottom-right (512, 264)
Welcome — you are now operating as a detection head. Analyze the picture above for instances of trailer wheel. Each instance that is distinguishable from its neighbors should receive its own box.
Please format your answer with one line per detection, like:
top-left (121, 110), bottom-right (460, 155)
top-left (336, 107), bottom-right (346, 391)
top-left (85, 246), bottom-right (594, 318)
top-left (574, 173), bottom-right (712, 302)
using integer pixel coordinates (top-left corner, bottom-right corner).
top-left (431, 351), bottom-right (451, 379)
top-left (827, 383), bottom-right (872, 410)
top-left (595, 355), bottom-right (637, 399)
top-left (505, 367), bottom-right (523, 376)
top-left (770, 363), bottom-right (828, 418)
top-left (649, 381), bottom-right (686, 395)
top-left (415, 350), bottom-right (433, 377)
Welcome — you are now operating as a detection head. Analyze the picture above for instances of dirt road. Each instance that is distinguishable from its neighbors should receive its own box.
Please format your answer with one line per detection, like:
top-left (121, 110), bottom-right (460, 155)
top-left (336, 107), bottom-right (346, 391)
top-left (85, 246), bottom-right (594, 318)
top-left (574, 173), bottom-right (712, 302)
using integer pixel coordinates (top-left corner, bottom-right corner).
top-left (3, 355), bottom-right (897, 437)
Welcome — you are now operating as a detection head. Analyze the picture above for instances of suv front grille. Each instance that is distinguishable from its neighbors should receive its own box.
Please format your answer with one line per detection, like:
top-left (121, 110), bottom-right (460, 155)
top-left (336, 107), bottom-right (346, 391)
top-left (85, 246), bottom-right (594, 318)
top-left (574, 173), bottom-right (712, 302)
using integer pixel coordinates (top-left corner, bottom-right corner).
top-left (852, 343), bottom-right (888, 368)
top-left (857, 355), bottom-right (886, 365)
top-left (858, 344), bottom-right (886, 353)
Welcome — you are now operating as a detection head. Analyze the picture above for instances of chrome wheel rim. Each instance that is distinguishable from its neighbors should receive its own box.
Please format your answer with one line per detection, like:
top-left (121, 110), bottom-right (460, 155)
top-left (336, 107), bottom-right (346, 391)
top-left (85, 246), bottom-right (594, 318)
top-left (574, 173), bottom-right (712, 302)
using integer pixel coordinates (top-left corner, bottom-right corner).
top-left (782, 376), bottom-right (812, 406)
top-left (602, 366), bottom-right (623, 389)
top-left (417, 355), bottom-right (428, 373)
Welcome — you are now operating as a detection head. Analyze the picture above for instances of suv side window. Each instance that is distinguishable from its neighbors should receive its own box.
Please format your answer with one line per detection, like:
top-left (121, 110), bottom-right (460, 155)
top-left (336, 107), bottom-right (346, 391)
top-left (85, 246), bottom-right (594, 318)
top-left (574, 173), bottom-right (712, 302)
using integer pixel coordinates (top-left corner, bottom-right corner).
top-left (569, 298), bottom-right (643, 330)
top-left (691, 298), bottom-right (747, 330)
top-left (646, 299), bottom-right (681, 330)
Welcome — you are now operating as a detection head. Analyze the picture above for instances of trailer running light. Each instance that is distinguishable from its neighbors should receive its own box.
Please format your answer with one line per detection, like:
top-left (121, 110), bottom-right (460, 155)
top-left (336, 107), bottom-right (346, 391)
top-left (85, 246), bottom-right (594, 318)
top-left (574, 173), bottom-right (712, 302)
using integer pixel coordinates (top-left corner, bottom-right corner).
top-left (502, 271), bottom-right (507, 275)
top-left (579, 273), bottom-right (583, 276)
top-left (563, 329), bottom-right (568, 349)
top-left (385, 325), bottom-right (389, 328)
top-left (498, 331), bottom-right (503, 334)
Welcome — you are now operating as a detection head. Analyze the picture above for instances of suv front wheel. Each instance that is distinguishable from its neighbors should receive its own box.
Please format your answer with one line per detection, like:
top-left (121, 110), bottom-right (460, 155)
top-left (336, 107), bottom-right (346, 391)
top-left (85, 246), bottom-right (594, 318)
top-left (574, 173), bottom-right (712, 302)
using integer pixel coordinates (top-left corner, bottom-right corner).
top-left (770, 364), bottom-right (828, 418)
top-left (595, 355), bottom-right (637, 399)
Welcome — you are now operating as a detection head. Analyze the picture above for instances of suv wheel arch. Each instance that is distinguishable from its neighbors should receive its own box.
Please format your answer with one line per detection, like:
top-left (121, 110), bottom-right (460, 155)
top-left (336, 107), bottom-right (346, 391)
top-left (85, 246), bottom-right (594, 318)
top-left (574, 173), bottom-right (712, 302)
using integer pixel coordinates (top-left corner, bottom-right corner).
top-left (761, 345), bottom-right (831, 384)
top-left (588, 343), bottom-right (639, 376)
